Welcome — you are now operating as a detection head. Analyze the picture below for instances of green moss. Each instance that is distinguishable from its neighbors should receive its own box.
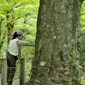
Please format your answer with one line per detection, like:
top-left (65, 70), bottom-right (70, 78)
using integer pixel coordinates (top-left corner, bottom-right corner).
top-left (81, 76), bottom-right (85, 85)
top-left (65, 80), bottom-right (69, 85)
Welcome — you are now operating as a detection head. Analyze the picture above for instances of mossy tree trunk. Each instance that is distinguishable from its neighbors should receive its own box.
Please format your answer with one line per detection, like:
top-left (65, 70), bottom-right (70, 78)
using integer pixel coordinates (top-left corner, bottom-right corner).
top-left (28, 0), bottom-right (84, 85)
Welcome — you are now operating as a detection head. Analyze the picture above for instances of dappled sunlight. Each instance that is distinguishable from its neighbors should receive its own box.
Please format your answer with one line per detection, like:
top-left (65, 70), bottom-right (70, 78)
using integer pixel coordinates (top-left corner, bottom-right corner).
top-left (80, 1), bottom-right (85, 33)
top-left (80, 1), bottom-right (85, 85)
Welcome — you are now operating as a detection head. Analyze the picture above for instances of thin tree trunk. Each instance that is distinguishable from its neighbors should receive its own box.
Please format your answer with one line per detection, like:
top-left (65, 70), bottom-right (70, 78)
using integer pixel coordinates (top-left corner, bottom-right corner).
top-left (6, 0), bottom-right (14, 44)
top-left (0, 17), bottom-right (4, 49)
top-left (6, 10), bottom-right (14, 44)
top-left (28, 0), bottom-right (84, 85)
top-left (0, 17), bottom-right (5, 57)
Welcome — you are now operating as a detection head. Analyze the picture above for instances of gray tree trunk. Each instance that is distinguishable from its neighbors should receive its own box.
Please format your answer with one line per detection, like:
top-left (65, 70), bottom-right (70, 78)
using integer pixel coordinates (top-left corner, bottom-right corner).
top-left (28, 0), bottom-right (84, 85)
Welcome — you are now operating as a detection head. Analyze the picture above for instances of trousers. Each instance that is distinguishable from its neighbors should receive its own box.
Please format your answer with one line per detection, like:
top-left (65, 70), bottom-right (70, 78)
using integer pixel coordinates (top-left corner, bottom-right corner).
top-left (6, 52), bottom-right (18, 85)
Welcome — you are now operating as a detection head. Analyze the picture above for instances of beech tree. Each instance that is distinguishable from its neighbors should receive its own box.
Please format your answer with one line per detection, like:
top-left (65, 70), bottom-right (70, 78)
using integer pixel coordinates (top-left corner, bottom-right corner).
top-left (28, 0), bottom-right (84, 85)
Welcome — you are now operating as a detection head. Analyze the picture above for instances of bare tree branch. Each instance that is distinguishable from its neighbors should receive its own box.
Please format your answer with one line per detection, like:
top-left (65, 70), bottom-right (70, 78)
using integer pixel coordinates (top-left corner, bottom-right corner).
top-left (15, 13), bottom-right (31, 20)
top-left (14, 3), bottom-right (23, 8)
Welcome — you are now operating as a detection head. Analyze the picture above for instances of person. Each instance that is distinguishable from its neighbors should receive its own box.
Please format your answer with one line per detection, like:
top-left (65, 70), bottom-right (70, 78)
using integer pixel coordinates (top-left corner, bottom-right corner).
top-left (6, 31), bottom-right (35, 85)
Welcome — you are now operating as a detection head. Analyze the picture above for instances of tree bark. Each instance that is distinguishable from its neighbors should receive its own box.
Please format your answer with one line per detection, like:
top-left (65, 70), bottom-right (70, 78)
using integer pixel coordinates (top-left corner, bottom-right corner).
top-left (28, 0), bottom-right (84, 85)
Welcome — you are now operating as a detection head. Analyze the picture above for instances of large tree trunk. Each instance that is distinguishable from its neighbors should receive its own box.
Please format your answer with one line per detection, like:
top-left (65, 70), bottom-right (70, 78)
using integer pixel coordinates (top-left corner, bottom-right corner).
top-left (28, 0), bottom-right (84, 85)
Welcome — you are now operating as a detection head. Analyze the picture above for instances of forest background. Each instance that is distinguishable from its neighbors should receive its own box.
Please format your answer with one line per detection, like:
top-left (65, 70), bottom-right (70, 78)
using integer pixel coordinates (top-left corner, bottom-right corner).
top-left (0, 0), bottom-right (85, 84)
